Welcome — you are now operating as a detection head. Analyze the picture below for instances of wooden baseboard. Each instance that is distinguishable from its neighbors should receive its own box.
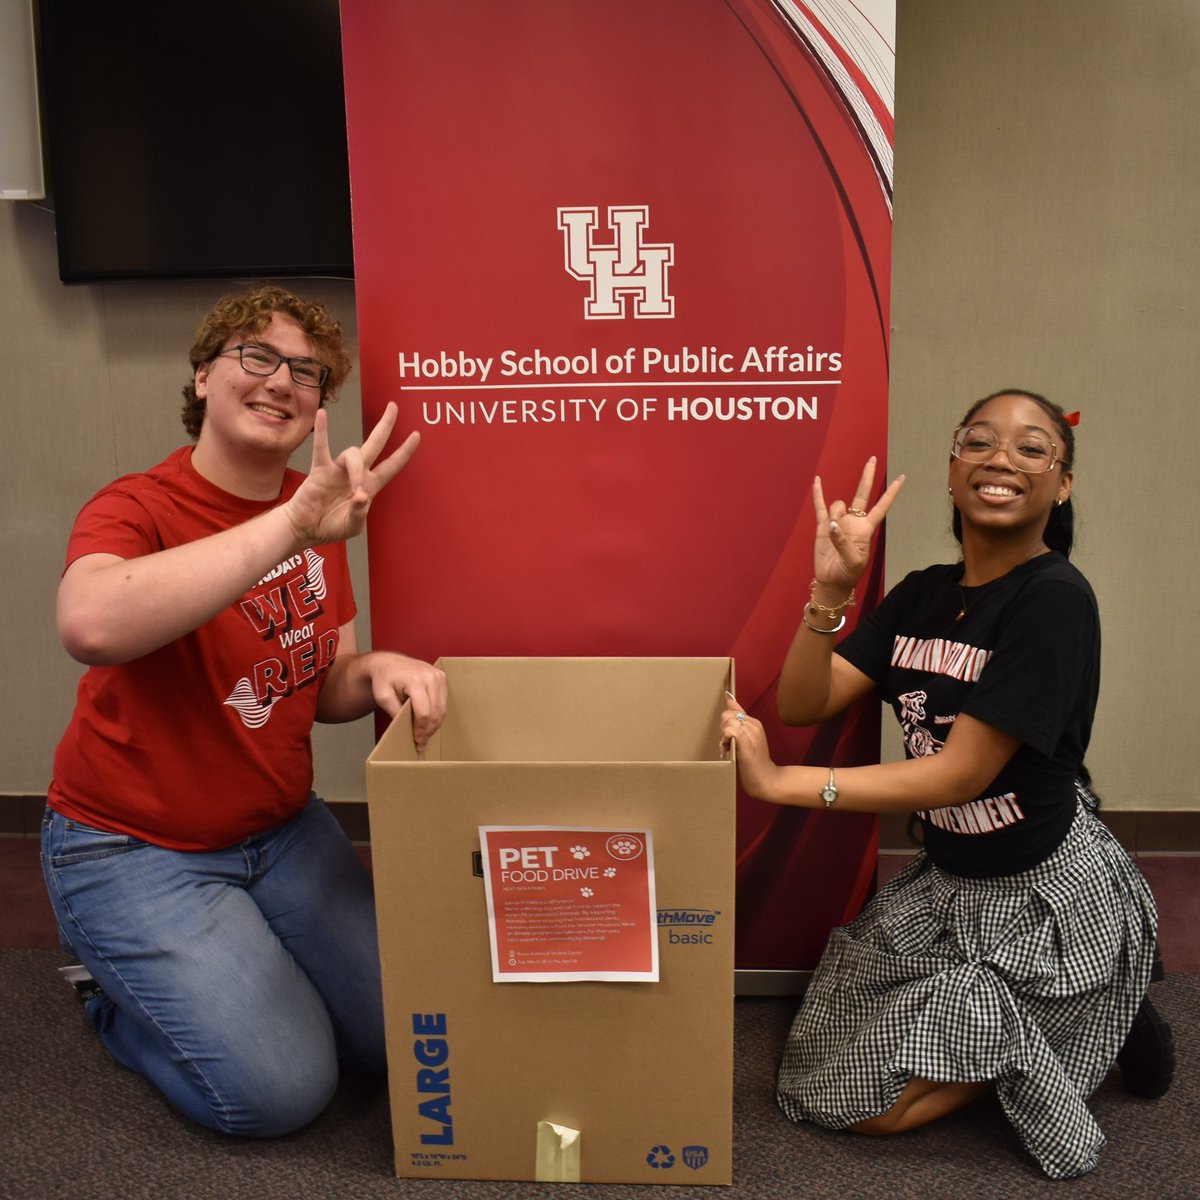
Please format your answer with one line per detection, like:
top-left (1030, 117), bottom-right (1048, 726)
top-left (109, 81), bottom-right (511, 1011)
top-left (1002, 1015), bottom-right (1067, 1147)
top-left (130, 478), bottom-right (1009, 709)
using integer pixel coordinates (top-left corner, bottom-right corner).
top-left (0, 795), bottom-right (373, 842)
top-left (878, 808), bottom-right (1200, 855)
top-left (8, 796), bottom-right (1198, 853)
top-left (0, 796), bottom-right (45, 837)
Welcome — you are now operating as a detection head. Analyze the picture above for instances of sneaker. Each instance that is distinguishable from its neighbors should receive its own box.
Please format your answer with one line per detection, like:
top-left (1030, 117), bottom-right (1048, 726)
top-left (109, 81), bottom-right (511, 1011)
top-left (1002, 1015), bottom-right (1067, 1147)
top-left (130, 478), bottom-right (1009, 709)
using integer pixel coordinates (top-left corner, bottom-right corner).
top-left (58, 963), bottom-right (104, 1006)
top-left (1117, 995), bottom-right (1175, 1099)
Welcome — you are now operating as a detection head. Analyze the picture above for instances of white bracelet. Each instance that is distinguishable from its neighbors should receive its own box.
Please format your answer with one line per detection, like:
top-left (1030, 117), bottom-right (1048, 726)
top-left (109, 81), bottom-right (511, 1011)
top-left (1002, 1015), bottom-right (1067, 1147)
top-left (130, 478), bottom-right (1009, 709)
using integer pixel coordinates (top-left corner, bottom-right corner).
top-left (802, 612), bottom-right (846, 635)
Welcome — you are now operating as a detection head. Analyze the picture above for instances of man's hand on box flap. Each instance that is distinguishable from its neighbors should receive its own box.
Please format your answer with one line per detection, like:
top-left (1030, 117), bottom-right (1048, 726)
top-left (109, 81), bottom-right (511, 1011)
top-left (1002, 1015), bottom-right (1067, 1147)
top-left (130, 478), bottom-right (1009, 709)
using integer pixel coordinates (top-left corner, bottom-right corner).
top-left (320, 648), bottom-right (447, 747)
top-left (367, 654), bottom-right (448, 748)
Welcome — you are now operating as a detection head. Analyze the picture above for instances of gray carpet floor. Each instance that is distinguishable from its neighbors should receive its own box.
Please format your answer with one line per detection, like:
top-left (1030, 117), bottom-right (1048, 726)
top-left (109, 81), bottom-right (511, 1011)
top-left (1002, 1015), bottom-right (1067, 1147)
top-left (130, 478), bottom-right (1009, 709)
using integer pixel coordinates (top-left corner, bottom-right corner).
top-left (2, 950), bottom-right (1194, 1200)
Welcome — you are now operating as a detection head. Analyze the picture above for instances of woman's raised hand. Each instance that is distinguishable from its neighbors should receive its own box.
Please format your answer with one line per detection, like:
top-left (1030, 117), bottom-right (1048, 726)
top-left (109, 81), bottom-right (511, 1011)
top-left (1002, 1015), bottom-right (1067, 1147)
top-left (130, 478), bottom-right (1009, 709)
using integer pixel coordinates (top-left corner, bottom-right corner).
top-left (812, 457), bottom-right (905, 594)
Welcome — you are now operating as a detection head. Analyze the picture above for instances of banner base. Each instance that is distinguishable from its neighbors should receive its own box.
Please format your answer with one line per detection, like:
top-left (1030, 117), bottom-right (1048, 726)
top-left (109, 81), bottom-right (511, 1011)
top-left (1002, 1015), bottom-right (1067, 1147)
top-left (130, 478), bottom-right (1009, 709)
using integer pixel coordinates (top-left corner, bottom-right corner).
top-left (735, 968), bottom-right (813, 997)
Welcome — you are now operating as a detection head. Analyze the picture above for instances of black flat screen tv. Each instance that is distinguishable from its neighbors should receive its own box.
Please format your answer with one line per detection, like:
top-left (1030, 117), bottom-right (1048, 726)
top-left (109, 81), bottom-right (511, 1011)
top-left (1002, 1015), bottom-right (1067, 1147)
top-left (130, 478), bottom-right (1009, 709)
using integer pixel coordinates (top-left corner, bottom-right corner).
top-left (37, 0), bottom-right (355, 283)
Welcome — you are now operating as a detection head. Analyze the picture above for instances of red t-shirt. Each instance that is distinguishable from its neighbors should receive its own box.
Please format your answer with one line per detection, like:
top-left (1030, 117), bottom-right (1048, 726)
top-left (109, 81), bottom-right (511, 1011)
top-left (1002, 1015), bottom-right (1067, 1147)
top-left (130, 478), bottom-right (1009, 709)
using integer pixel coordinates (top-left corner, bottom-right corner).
top-left (49, 447), bottom-right (356, 850)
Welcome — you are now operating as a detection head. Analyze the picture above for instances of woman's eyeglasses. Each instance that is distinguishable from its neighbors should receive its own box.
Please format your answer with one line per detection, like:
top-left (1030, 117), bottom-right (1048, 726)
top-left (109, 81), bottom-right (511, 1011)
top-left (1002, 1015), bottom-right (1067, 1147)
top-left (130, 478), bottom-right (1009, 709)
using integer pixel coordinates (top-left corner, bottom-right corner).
top-left (951, 426), bottom-right (1060, 475)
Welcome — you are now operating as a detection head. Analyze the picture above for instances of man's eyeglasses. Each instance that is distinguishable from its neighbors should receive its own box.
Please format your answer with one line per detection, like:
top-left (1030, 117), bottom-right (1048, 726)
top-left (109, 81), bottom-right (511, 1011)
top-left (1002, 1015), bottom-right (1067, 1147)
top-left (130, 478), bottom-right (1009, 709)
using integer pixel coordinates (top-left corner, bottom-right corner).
top-left (951, 426), bottom-right (1060, 475)
top-left (215, 343), bottom-right (330, 389)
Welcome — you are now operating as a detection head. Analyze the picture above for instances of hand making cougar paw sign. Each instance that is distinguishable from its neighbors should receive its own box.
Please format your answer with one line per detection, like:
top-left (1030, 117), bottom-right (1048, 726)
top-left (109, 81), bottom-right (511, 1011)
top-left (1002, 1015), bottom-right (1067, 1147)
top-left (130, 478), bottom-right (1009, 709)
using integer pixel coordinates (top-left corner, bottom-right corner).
top-left (812, 455), bottom-right (906, 596)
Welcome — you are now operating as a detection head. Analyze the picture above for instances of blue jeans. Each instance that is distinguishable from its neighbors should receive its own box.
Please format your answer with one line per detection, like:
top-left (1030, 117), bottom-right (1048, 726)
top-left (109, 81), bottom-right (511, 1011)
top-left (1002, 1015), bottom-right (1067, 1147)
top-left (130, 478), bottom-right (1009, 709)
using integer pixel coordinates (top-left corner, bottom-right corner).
top-left (41, 795), bottom-right (385, 1137)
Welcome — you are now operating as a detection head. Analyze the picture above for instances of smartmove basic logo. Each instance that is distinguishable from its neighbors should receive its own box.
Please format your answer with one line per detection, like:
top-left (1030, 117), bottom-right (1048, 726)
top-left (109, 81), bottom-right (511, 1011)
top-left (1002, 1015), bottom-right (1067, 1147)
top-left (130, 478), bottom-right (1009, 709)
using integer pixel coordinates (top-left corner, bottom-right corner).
top-left (558, 205), bottom-right (675, 320)
top-left (657, 907), bottom-right (721, 945)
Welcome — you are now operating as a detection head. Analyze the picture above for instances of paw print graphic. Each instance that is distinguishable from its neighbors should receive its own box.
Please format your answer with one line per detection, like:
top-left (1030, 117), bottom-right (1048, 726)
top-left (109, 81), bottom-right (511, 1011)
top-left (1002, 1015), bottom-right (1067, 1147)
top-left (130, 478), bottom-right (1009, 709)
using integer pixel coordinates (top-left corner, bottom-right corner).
top-left (604, 867), bottom-right (617, 878)
top-left (570, 845), bottom-right (591, 860)
top-left (580, 887), bottom-right (594, 898)
top-left (606, 834), bottom-right (644, 861)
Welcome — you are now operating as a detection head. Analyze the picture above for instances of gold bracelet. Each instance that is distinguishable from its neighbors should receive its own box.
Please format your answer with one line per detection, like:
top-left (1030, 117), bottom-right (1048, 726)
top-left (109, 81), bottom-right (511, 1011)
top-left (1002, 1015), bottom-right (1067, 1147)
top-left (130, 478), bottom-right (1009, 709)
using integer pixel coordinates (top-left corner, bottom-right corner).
top-left (808, 580), bottom-right (856, 619)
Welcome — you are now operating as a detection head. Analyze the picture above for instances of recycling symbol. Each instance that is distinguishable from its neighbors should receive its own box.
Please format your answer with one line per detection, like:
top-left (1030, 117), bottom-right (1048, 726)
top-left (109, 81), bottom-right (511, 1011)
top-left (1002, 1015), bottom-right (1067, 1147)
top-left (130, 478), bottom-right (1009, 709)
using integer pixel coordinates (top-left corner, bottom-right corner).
top-left (646, 1144), bottom-right (675, 1168)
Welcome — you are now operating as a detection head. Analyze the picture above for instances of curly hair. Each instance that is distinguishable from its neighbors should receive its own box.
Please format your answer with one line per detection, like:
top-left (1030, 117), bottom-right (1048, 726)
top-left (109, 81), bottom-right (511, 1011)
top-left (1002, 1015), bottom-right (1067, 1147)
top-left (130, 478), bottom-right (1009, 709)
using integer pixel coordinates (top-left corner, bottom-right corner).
top-left (180, 284), bottom-right (353, 438)
top-left (951, 388), bottom-right (1077, 558)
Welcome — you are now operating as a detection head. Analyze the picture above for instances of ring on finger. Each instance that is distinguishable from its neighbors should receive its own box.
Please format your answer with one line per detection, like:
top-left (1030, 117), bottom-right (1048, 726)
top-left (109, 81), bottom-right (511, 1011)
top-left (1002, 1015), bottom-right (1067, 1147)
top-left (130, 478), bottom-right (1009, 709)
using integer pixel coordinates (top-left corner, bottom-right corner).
top-left (847, 508), bottom-right (868, 518)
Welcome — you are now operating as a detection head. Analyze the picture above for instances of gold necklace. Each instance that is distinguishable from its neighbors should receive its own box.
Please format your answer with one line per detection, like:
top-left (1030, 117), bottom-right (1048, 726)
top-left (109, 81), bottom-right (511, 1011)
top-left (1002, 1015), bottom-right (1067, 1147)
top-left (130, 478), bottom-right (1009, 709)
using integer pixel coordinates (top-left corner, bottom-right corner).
top-left (956, 547), bottom-right (1049, 620)
top-left (955, 585), bottom-right (976, 621)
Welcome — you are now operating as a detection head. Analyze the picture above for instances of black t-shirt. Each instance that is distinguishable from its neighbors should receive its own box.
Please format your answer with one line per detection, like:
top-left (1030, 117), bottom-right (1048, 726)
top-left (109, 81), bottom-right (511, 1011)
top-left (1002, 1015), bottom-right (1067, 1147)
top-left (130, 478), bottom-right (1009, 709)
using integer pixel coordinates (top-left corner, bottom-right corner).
top-left (836, 551), bottom-right (1100, 877)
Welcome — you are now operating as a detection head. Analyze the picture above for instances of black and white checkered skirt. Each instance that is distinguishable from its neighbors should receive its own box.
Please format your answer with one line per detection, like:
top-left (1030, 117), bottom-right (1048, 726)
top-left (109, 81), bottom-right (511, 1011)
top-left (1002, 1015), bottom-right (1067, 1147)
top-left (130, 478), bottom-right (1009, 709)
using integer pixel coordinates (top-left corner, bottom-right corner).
top-left (777, 802), bottom-right (1157, 1179)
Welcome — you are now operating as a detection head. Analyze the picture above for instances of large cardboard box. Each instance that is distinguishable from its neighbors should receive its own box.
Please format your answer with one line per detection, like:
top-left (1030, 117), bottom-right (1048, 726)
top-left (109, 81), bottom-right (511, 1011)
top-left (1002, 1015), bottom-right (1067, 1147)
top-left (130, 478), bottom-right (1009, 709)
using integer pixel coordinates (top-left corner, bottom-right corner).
top-left (367, 657), bottom-right (736, 1184)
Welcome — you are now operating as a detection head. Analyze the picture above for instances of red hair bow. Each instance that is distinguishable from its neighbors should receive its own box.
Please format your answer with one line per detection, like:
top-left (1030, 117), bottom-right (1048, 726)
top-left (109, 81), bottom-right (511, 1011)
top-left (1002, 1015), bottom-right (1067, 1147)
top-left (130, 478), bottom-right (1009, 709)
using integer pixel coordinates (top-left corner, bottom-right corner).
top-left (1064, 411), bottom-right (1081, 426)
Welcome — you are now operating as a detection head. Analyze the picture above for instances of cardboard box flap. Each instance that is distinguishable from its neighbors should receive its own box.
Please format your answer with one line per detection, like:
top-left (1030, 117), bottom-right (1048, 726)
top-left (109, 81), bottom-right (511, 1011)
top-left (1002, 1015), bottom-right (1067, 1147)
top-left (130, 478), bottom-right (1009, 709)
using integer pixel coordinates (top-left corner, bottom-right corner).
top-left (370, 656), bottom-right (733, 765)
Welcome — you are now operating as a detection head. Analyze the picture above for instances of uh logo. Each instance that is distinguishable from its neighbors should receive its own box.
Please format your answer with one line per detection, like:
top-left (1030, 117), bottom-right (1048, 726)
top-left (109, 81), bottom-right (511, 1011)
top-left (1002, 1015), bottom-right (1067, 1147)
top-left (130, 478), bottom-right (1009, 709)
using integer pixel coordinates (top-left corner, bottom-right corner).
top-left (558, 205), bottom-right (675, 320)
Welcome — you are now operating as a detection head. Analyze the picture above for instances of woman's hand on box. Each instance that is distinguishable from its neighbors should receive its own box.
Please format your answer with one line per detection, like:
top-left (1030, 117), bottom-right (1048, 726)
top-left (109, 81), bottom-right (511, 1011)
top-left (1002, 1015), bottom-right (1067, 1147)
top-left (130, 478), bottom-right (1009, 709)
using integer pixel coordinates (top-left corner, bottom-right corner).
top-left (720, 696), bottom-right (780, 802)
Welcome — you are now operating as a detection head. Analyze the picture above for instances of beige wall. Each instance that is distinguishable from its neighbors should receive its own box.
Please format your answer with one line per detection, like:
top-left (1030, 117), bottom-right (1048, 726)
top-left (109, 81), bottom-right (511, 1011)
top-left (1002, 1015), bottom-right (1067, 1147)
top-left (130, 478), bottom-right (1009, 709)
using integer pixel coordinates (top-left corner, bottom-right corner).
top-left (0, 202), bottom-right (375, 801)
top-left (886, 0), bottom-right (1200, 809)
top-left (2, 0), bottom-right (1196, 810)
